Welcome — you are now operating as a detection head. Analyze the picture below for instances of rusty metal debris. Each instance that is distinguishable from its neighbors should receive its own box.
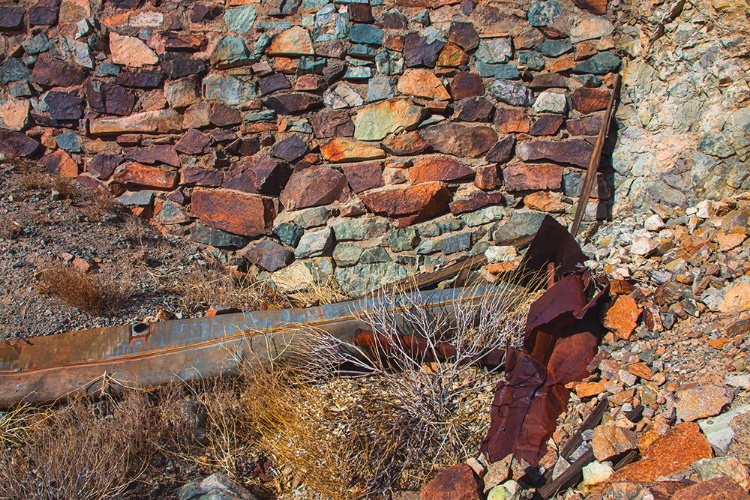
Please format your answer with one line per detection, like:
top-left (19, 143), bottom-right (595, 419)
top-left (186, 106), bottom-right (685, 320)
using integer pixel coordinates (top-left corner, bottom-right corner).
top-left (481, 216), bottom-right (610, 466)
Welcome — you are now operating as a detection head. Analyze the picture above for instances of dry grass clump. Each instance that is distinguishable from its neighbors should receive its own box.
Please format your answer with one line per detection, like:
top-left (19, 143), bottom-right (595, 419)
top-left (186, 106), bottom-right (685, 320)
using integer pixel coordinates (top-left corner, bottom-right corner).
top-left (0, 214), bottom-right (22, 240)
top-left (37, 264), bottom-right (121, 314)
top-left (0, 392), bottom-right (155, 500)
top-left (243, 271), bottom-right (545, 498)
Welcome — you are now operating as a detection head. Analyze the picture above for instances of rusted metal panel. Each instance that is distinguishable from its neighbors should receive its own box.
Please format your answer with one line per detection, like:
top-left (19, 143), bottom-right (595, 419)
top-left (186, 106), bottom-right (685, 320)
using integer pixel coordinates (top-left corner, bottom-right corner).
top-left (0, 286), bottom-right (507, 406)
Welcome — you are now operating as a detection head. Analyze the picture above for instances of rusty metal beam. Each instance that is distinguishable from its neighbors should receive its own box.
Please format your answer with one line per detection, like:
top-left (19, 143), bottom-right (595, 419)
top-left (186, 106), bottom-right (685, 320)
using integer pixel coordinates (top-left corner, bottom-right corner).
top-left (0, 285), bottom-right (515, 407)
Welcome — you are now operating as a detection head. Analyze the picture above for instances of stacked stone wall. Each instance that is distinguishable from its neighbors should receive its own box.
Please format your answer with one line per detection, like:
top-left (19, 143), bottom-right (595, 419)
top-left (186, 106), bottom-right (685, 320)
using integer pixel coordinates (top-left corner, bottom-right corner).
top-left (0, 0), bottom-right (626, 294)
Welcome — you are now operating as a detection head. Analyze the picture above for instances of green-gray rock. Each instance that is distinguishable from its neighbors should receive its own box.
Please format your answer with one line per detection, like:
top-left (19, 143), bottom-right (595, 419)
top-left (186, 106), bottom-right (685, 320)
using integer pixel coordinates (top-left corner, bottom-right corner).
top-left (490, 211), bottom-right (546, 242)
top-left (573, 52), bottom-right (622, 75)
top-left (330, 218), bottom-right (390, 241)
top-left (274, 223), bottom-right (304, 247)
top-left (333, 244), bottom-right (363, 267)
top-left (360, 246), bottom-right (391, 264)
top-left (294, 207), bottom-right (332, 228)
top-left (335, 262), bottom-right (409, 296)
top-left (224, 5), bottom-right (257, 34)
top-left (295, 227), bottom-right (334, 258)
top-left (388, 228), bottom-right (419, 252)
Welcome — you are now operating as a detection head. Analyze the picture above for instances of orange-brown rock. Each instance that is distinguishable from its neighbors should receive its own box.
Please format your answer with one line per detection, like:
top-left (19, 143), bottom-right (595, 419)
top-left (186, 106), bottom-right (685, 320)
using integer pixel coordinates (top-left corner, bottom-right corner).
top-left (609, 423), bottom-right (713, 484)
top-left (420, 123), bottom-right (497, 158)
top-left (410, 156), bottom-right (474, 184)
top-left (573, 0), bottom-right (607, 15)
top-left (571, 87), bottom-right (610, 114)
top-left (628, 362), bottom-right (653, 380)
top-left (610, 279), bottom-right (636, 295)
top-left (279, 165), bottom-right (348, 210)
top-left (382, 131), bottom-right (431, 156)
top-left (450, 190), bottom-right (504, 215)
top-left (592, 423), bottom-right (638, 461)
top-left (420, 464), bottom-right (483, 500)
top-left (266, 26), bottom-right (315, 56)
top-left (474, 165), bottom-right (500, 190)
top-left (190, 188), bottom-right (276, 237)
top-left (494, 106), bottom-right (530, 133)
top-left (320, 138), bottom-right (385, 163)
top-left (40, 149), bottom-right (79, 178)
top-left (397, 69), bottom-right (451, 100)
top-left (602, 295), bottom-right (641, 340)
top-left (503, 163), bottom-right (563, 192)
top-left (576, 380), bottom-right (606, 398)
top-left (89, 109), bottom-right (182, 135)
top-left (523, 191), bottom-right (566, 213)
top-left (450, 71), bottom-right (484, 99)
top-left (437, 42), bottom-right (469, 67)
top-left (671, 477), bottom-right (750, 500)
top-left (113, 162), bottom-right (178, 189)
top-left (360, 182), bottom-right (450, 225)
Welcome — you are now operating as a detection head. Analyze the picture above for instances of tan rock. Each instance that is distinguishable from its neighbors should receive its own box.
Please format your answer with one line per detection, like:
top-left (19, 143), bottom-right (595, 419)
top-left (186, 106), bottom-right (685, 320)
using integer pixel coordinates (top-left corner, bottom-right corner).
top-left (397, 69), bottom-right (451, 100)
top-left (267, 26), bottom-right (314, 56)
top-left (437, 42), bottom-right (469, 67)
top-left (0, 98), bottom-right (30, 131)
top-left (59, 0), bottom-right (91, 22)
top-left (353, 98), bottom-right (423, 141)
top-left (523, 191), bottom-right (566, 213)
top-left (90, 109), bottom-right (182, 135)
top-left (592, 423), bottom-right (638, 461)
top-left (602, 295), bottom-right (641, 340)
top-left (719, 282), bottom-right (750, 314)
top-left (320, 138), bottom-right (385, 163)
top-left (109, 33), bottom-right (159, 67)
top-left (717, 231), bottom-right (747, 251)
top-left (676, 385), bottom-right (734, 422)
top-left (627, 362), bottom-right (653, 380)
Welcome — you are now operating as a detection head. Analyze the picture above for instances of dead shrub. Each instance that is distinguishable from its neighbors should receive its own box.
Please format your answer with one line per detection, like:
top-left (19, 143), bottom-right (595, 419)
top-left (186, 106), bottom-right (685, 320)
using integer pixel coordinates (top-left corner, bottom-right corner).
top-left (243, 270), bottom-right (546, 498)
top-left (0, 392), bottom-right (156, 500)
top-left (37, 264), bottom-right (119, 314)
top-left (0, 214), bottom-right (22, 240)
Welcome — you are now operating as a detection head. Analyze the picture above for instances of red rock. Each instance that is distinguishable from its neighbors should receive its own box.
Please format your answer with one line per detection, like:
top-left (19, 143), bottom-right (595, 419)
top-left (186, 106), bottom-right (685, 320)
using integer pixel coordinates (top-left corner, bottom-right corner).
top-left (486, 135), bottom-right (516, 163)
top-left (209, 103), bottom-right (242, 127)
top-left (40, 149), bottom-right (79, 178)
top-left (474, 165), bottom-right (500, 190)
top-left (0, 131), bottom-right (40, 158)
top-left (448, 22), bottom-right (479, 51)
top-left (420, 123), bottom-right (497, 158)
top-left (280, 165), bottom-right (348, 210)
top-left (602, 295), bottom-right (641, 340)
top-left (503, 163), bottom-right (563, 192)
top-left (163, 34), bottom-right (205, 52)
top-left (29, 0), bottom-right (60, 26)
top-left (453, 97), bottom-right (494, 122)
top-left (176, 128), bottom-right (212, 155)
top-left (450, 190), bottom-right (505, 215)
top-left (517, 139), bottom-right (594, 168)
top-left (571, 87), bottom-right (610, 114)
top-left (450, 72), bottom-right (484, 99)
top-left (610, 423), bottom-right (712, 484)
top-left (86, 82), bottom-right (136, 116)
top-left (294, 75), bottom-right (323, 91)
top-left (529, 73), bottom-right (568, 89)
top-left (308, 109), bottom-right (354, 138)
top-left (239, 239), bottom-right (294, 272)
top-left (494, 106), bottom-right (530, 133)
top-left (410, 156), bottom-right (474, 184)
top-left (320, 138), bottom-right (385, 163)
top-left (30, 54), bottom-right (87, 87)
top-left (573, 0), bottom-right (607, 15)
top-left (191, 188), bottom-right (276, 237)
top-left (126, 145), bottom-right (180, 167)
top-left (348, 4), bottom-right (374, 23)
top-left (113, 162), bottom-right (178, 189)
top-left (341, 162), bottom-right (384, 193)
top-left (382, 131), bottom-right (432, 156)
top-left (671, 477), bottom-right (749, 500)
top-left (86, 153), bottom-right (122, 180)
top-left (360, 182), bottom-right (450, 225)
top-left (530, 114), bottom-right (565, 136)
top-left (263, 92), bottom-right (322, 115)
top-left (267, 26), bottom-right (315, 56)
top-left (567, 115), bottom-right (603, 136)
top-left (420, 464), bottom-right (483, 500)
top-left (223, 156), bottom-right (292, 195)
top-left (180, 167), bottom-right (223, 187)
top-left (162, 58), bottom-right (206, 79)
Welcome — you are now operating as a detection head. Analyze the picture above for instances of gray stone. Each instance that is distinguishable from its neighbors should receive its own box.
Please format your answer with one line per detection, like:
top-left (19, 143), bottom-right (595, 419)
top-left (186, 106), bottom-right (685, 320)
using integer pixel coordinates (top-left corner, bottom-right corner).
top-left (313, 5), bottom-right (349, 42)
top-left (0, 58), bottom-right (29, 85)
top-left (224, 5), bottom-right (257, 34)
top-left (117, 190), bottom-right (154, 207)
top-left (475, 38), bottom-right (513, 64)
top-left (725, 108), bottom-right (750, 161)
top-left (179, 472), bottom-right (257, 500)
top-left (333, 244), bottom-right (363, 267)
top-left (388, 228), bottom-right (419, 252)
top-left (461, 205), bottom-right (506, 227)
top-left (518, 52), bottom-right (545, 71)
top-left (274, 223), bottom-right (304, 247)
top-left (349, 24), bottom-right (384, 46)
top-left (330, 218), bottom-right (390, 241)
top-left (56, 132), bottom-right (82, 153)
top-left (157, 201), bottom-right (191, 225)
top-left (367, 75), bottom-right (395, 102)
top-left (491, 211), bottom-right (546, 242)
top-left (212, 36), bottom-right (252, 68)
top-left (191, 223), bottom-right (249, 249)
top-left (698, 405), bottom-right (750, 455)
top-left (699, 132), bottom-right (736, 158)
top-left (416, 216), bottom-right (464, 237)
top-left (375, 50), bottom-right (404, 76)
top-left (528, 0), bottom-right (562, 27)
top-left (22, 33), bottom-right (52, 55)
top-left (95, 63), bottom-right (121, 77)
top-left (240, 239), bottom-right (294, 272)
top-left (360, 246), bottom-right (391, 263)
top-left (344, 66), bottom-right (372, 80)
top-left (417, 231), bottom-right (472, 255)
top-left (573, 53), bottom-right (622, 75)
top-left (489, 79), bottom-right (533, 106)
top-left (203, 75), bottom-right (256, 106)
top-left (536, 40), bottom-right (572, 57)
top-left (477, 63), bottom-right (520, 79)
top-left (294, 206), bottom-right (332, 228)
top-left (335, 262), bottom-right (409, 296)
top-left (348, 44), bottom-right (377, 60)
top-left (9, 81), bottom-right (33, 98)
top-left (295, 227), bottom-right (334, 258)
top-left (533, 91), bottom-right (567, 114)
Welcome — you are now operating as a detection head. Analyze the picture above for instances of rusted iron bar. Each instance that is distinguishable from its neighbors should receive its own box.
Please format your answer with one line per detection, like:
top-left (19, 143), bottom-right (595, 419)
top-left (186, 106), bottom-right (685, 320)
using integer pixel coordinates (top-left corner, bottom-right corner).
top-left (570, 73), bottom-right (622, 238)
top-left (0, 286), bottom-right (513, 407)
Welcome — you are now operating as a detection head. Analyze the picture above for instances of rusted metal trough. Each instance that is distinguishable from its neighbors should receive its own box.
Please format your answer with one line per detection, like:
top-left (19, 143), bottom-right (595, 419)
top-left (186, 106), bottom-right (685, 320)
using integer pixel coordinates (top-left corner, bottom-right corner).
top-left (0, 285), bottom-right (504, 407)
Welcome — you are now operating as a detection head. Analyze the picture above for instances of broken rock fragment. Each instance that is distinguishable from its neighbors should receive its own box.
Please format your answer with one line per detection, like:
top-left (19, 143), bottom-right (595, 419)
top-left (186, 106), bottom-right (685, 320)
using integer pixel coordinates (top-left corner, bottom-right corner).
top-left (190, 188), bottom-right (276, 237)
